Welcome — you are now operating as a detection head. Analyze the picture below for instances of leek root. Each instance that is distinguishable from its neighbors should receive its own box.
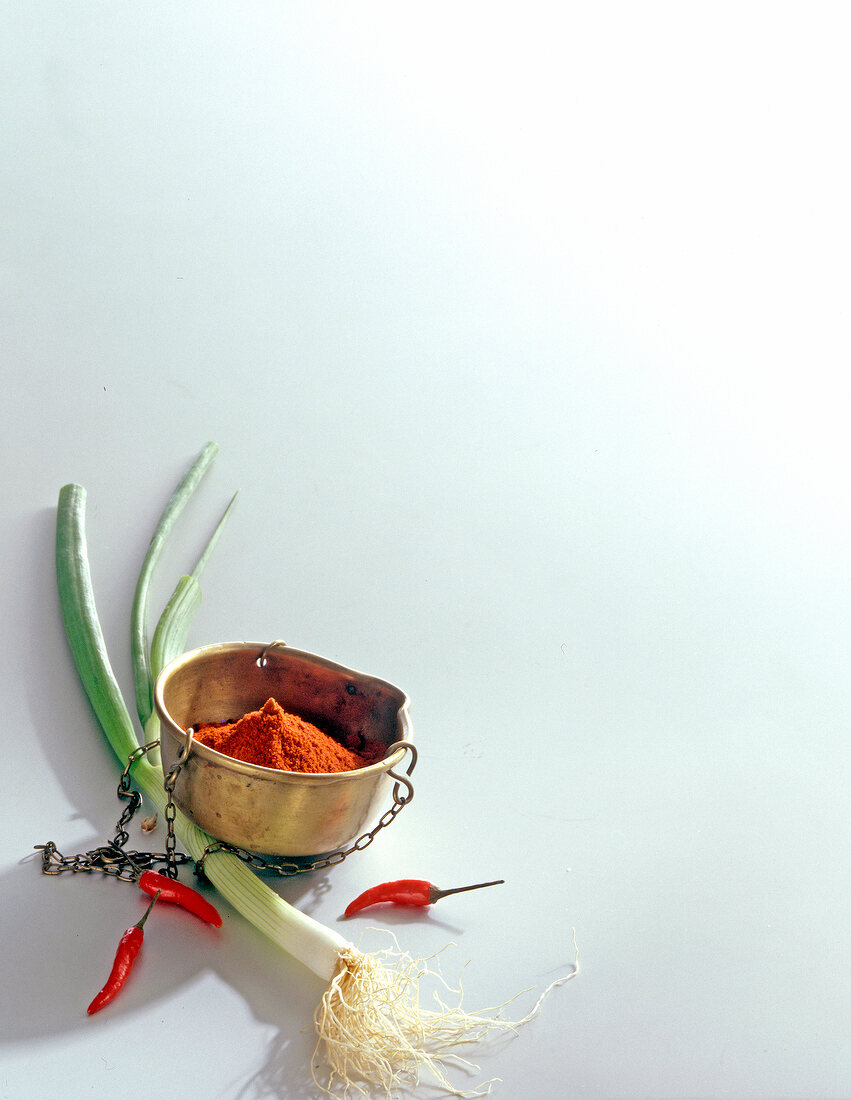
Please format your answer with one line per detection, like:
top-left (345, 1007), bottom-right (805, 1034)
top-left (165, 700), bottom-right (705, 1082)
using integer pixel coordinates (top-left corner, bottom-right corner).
top-left (315, 935), bottom-right (579, 1097)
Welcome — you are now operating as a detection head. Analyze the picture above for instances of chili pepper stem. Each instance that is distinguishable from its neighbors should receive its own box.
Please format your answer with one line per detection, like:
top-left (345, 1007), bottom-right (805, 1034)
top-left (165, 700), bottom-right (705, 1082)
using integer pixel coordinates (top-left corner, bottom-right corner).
top-left (138, 869), bottom-right (223, 927)
top-left (429, 879), bottom-right (505, 903)
top-left (135, 889), bottom-right (161, 929)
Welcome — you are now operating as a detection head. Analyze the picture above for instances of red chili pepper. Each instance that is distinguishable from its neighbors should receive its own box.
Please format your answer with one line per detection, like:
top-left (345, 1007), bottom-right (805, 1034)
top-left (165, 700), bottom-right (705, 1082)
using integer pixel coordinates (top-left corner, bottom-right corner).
top-left (344, 878), bottom-right (505, 917)
top-left (87, 890), bottom-right (160, 1015)
top-left (138, 870), bottom-right (222, 927)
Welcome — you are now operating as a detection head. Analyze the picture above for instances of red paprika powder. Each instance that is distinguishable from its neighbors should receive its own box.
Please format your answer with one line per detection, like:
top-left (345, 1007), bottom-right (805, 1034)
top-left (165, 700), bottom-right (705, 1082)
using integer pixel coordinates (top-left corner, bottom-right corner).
top-left (193, 697), bottom-right (371, 773)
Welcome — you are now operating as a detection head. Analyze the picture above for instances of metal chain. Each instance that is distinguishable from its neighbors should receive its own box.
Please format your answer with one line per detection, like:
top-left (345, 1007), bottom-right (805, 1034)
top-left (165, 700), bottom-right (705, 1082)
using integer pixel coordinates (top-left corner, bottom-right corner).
top-left (196, 743), bottom-right (418, 878)
top-left (36, 734), bottom-right (417, 884)
top-left (34, 739), bottom-right (191, 883)
top-left (113, 740), bottom-right (157, 849)
top-left (35, 840), bottom-right (188, 881)
top-left (162, 728), bottom-right (194, 879)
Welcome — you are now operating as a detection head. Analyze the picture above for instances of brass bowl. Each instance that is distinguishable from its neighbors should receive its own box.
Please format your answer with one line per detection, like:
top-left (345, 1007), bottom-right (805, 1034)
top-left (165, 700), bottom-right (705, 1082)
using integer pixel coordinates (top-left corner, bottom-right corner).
top-left (153, 641), bottom-right (413, 857)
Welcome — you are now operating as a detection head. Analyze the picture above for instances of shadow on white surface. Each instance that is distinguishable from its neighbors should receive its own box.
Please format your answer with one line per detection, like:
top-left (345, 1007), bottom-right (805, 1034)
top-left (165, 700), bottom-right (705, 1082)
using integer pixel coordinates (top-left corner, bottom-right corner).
top-left (6, 851), bottom-right (350, 1097)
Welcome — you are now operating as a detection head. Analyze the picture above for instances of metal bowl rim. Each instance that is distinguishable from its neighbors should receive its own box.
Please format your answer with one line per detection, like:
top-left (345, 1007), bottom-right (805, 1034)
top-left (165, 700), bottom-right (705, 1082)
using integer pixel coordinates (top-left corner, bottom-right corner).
top-left (153, 640), bottom-right (411, 783)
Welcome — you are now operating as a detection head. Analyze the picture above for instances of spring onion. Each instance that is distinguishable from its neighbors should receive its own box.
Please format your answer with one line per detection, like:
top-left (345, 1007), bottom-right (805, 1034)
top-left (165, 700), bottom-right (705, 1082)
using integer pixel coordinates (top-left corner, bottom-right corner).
top-left (55, 446), bottom-right (577, 1097)
top-left (57, 476), bottom-right (347, 984)
top-left (130, 440), bottom-right (218, 729)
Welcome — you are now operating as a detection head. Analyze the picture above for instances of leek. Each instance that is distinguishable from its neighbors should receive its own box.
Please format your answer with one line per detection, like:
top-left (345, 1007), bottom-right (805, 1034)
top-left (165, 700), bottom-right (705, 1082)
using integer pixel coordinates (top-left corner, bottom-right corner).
top-left (130, 440), bottom-right (218, 729)
top-left (55, 450), bottom-right (576, 1098)
top-left (57, 480), bottom-right (347, 984)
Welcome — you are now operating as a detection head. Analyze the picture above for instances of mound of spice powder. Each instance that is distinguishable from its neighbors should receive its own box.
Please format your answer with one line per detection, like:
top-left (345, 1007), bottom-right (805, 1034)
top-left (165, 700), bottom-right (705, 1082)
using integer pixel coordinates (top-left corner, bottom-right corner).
top-left (192, 697), bottom-right (367, 773)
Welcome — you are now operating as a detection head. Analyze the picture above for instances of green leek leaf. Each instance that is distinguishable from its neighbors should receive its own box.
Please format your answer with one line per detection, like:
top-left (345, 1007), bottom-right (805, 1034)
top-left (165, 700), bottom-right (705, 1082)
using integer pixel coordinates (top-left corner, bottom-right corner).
top-left (130, 441), bottom-right (218, 728)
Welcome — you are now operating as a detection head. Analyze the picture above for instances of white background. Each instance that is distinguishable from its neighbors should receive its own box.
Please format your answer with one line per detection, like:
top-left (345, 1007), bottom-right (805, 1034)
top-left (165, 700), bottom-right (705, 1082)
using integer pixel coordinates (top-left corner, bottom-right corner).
top-left (2, 4), bottom-right (849, 1098)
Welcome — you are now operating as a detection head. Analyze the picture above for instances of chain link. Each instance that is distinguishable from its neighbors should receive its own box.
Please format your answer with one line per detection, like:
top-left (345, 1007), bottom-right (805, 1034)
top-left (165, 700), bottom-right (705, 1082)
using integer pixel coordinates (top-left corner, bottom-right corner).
top-left (162, 728), bottom-right (195, 879)
top-left (112, 740), bottom-right (158, 850)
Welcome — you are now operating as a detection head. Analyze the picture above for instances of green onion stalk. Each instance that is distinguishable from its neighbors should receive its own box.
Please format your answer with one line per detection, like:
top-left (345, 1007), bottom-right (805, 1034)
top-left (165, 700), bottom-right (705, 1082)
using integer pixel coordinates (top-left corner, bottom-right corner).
top-left (55, 445), bottom-right (571, 1098)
